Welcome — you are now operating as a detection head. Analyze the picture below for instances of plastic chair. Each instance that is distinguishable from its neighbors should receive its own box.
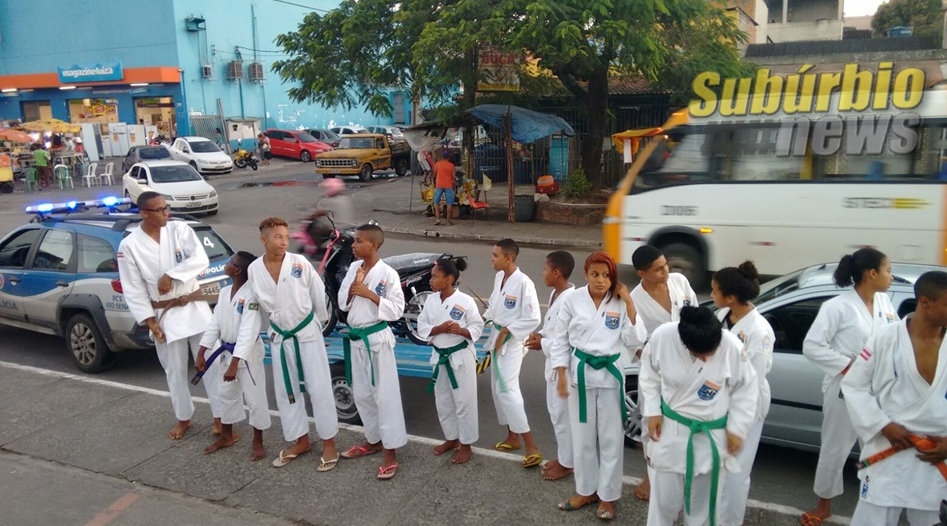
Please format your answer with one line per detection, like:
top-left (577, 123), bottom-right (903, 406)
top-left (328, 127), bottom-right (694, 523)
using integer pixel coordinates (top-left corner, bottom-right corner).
top-left (466, 193), bottom-right (490, 219)
top-left (480, 174), bottom-right (493, 204)
top-left (54, 164), bottom-right (74, 190)
top-left (24, 167), bottom-right (39, 193)
top-left (82, 162), bottom-right (99, 187)
top-left (98, 162), bottom-right (114, 186)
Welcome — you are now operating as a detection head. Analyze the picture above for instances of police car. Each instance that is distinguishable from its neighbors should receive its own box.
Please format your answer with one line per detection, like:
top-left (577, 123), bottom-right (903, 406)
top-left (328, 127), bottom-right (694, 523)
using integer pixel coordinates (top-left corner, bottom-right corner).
top-left (0, 197), bottom-right (234, 373)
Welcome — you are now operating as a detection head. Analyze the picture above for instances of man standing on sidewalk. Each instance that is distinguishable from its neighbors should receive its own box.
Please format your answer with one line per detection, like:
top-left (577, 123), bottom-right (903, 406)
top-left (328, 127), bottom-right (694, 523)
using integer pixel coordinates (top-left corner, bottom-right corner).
top-left (32, 144), bottom-right (51, 188)
top-left (432, 152), bottom-right (456, 226)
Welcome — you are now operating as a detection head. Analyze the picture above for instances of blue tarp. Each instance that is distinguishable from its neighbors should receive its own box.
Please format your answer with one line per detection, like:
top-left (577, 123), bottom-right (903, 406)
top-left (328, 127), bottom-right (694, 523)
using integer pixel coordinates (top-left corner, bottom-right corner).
top-left (466, 104), bottom-right (575, 145)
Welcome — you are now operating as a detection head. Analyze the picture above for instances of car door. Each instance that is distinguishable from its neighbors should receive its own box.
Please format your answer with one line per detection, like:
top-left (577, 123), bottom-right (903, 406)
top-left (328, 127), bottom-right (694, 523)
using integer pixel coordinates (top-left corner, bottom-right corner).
top-left (283, 132), bottom-right (300, 158)
top-left (374, 137), bottom-right (391, 167)
top-left (124, 165), bottom-right (144, 201)
top-left (0, 228), bottom-right (43, 322)
top-left (22, 228), bottom-right (76, 329)
top-left (123, 147), bottom-right (138, 174)
top-left (265, 131), bottom-right (283, 156)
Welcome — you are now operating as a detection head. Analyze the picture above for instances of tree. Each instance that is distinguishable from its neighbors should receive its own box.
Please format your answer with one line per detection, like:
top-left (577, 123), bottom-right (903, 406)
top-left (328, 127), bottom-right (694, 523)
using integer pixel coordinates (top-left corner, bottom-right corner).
top-left (872, 0), bottom-right (944, 42)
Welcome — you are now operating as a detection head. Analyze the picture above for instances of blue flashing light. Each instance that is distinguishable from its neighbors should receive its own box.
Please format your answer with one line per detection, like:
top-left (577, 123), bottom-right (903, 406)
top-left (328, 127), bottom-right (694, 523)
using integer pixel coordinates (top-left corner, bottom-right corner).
top-left (66, 201), bottom-right (79, 210)
top-left (37, 203), bottom-right (55, 213)
top-left (101, 196), bottom-right (119, 207)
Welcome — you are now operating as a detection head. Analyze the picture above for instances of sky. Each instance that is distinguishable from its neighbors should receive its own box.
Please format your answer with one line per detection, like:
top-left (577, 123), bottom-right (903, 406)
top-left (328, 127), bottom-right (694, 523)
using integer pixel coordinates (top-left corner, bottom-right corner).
top-left (844, 0), bottom-right (886, 17)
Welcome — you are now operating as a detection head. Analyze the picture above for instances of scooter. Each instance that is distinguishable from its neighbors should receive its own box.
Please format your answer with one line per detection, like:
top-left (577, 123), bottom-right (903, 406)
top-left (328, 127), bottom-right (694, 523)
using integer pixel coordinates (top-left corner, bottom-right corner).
top-left (233, 145), bottom-right (259, 170)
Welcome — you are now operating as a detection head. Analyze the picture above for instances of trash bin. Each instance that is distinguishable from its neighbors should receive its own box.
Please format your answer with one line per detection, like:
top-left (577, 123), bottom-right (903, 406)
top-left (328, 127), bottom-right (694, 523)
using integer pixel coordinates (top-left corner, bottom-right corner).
top-left (513, 194), bottom-right (535, 222)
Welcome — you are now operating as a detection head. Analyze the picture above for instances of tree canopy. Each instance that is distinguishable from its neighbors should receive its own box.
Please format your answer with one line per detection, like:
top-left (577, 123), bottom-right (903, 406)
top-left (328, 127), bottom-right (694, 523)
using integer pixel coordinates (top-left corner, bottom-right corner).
top-left (871, 0), bottom-right (945, 42)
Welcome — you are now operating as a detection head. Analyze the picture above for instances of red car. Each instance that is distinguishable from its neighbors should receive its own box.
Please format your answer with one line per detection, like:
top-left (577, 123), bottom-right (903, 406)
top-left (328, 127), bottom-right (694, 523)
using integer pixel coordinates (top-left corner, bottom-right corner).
top-left (263, 129), bottom-right (333, 162)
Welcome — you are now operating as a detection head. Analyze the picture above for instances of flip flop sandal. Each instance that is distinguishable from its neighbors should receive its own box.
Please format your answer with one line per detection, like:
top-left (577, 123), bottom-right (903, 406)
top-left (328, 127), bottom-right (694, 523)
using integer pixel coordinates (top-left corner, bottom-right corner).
top-left (316, 455), bottom-right (340, 472)
top-left (558, 496), bottom-right (600, 511)
top-left (596, 506), bottom-right (616, 521)
top-left (522, 454), bottom-right (543, 468)
top-left (341, 445), bottom-right (382, 459)
top-left (272, 448), bottom-right (308, 468)
top-left (799, 512), bottom-right (826, 526)
top-left (434, 220), bottom-right (441, 225)
top-left (377, 463), bottom-right (399, 480)
top-left (494, 441), bottom-right (521, 452)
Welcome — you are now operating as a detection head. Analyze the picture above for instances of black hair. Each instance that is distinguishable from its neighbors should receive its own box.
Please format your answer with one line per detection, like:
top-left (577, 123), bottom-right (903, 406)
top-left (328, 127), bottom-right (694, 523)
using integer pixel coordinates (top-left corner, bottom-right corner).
top-left (713, 261), bottom-right (761, 303)
top-left (232, 251), bottom-right (257, 276)
top-left (546, 251), bottom-right (575, 279)
top-left (496, 238), bottom-right (519, 259)
top-left (435, 257), bottom-right (468, 284)
top-left (356, 223), bottom-right (385, 247)
top-left (677, 306), bottom-right (722, 355)
top-left (915, 271), bottom-right (947, 302)
top-left (632, 245), bottom-right (663, 271)
top-left (833, 248), bottom-right (887, 288)
top-left (137, 191), bottom-right (162, 209)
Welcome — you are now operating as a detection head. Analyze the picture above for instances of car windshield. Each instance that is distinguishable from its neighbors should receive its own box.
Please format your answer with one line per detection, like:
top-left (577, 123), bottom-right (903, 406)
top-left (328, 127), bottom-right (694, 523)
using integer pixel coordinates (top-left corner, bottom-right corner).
top-left (338, 138), bottom-right (375, 149)
top-left (296, 132), bottom-right (318, 143)
top-left (193, 226), bottom-right (234, 261)
top-left (150, 165), bottom-right (203, 183)
top-left (323, 130), bottom-right (340, 140)
top-left (139, 147), bottom-right (170, 160)
top-left (189, 141), bottom-right (221, 153)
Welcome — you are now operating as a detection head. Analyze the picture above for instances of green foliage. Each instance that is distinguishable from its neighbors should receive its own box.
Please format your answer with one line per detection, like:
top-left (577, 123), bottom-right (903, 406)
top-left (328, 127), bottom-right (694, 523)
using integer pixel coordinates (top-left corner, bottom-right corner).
top-left (563, 168), bottom-right (592, 199)
top-left (871, 0), bottom-right (944, 42)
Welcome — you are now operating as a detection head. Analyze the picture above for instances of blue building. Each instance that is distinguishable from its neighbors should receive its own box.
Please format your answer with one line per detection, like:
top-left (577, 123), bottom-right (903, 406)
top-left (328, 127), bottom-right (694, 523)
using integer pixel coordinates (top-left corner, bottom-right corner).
top-left (0, 0), bottom-right (411, 141)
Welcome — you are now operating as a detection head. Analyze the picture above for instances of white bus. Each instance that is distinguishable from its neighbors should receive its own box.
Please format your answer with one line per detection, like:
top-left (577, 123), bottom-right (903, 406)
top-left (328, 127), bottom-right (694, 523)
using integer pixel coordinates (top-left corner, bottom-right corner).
top-left (604, 66), bottom-right (947, 288)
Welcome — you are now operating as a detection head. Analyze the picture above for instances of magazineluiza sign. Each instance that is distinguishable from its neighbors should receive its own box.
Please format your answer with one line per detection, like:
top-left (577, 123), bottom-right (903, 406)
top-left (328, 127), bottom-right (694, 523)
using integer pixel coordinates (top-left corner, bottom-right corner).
top-left (57, 62), bottom-right (124, 83)
top-left (687, 62), bottom-right (926, 157)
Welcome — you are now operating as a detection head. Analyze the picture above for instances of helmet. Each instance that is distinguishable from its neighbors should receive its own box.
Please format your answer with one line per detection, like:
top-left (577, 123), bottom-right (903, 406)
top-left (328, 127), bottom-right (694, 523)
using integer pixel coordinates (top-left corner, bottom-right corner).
top-left (321, 177), bottom-right (345, 197)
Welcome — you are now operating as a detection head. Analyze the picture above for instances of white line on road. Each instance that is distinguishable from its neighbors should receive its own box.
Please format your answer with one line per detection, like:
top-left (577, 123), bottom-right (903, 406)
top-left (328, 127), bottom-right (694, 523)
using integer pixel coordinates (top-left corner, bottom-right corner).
top-left (0, 360), bottom-right (851, 524)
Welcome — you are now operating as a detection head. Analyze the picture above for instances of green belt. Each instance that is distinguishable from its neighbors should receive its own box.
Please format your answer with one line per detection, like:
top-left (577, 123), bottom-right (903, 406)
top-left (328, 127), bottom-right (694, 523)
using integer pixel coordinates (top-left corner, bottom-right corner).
top-left (490, 322), bottom-right (513, 393)
top-left (428, 340), bottom-right (469, 393)
top-left (660, 398), bottom-right (728, 526)
top-left (270, 311), bottom-right (314, 404)
top-left (573, 349), bottom-right (625, 424)
top-left (343, 320), bottom-right (389, 387)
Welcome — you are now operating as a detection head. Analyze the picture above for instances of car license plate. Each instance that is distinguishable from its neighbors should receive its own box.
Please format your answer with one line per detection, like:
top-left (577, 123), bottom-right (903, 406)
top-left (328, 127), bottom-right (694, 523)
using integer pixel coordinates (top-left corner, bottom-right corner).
top-left (202, 282), bottom-right (221, 297)
top-left (186, 201), bottom-right (201, 208)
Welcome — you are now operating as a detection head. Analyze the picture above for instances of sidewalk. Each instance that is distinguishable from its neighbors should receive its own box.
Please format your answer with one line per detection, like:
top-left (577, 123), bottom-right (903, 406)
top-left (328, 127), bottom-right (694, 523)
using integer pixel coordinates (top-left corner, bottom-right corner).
top-left (0, 362), bottom-right (839, 526)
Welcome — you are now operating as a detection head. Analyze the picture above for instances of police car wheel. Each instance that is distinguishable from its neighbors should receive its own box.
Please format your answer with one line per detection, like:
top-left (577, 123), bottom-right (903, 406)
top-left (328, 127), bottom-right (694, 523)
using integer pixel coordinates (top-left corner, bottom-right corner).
top-left (66, 313), bottom-right (114, 373)
top-left (624, 376), bottom-right (643, 448)
top-left (329, 362), bottom-right (361, 425)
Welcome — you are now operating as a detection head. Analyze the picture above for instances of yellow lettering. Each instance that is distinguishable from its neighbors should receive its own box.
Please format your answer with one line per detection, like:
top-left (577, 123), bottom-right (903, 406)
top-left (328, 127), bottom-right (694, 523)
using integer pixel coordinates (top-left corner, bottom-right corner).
top-left (784, 64), bottom-right (816, 114)
top-left (872, 62), bottom-right (893, 110)
top-left (719, 78), bottom-right (752, 116)
top-left (689, 71), bottom-right (720, 118)
top-left (838, 63), bottom-right (872, 111)
top-left (815, 72), bottom-right (842, 112)
top-left (892, 68), bottom-right (925, 109)
top-left (750, 68), bottom-right (783, 115)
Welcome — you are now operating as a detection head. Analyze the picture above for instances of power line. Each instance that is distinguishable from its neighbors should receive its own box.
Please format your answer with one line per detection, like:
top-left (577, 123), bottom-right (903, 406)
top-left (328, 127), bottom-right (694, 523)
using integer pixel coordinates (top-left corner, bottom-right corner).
top-left (270, 0), bottom-right (330, 13)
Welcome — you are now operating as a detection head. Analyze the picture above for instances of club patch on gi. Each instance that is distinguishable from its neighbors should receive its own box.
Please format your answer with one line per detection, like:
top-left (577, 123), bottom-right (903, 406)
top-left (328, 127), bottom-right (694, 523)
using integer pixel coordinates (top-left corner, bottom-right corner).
top-left (291, 263), bottom-right (304, 278)
top-left (175, 249), bottom-right (183, 263)
top-left (504, 294), bottom-right (517, 309)
top-left (375, 280), bottom-right (387, 296)
top-left (248, 302), bottom-right (259, 311)
top-left (861, 476), bottom-right (870, 499)
top-left (737, 330), bottom-right (746, 343)
top-left (449, 304), bottom-right (465, 320)
top-left (236, 299), bottom-right (245, 314)
top-left (605, 311), bottom-right (620, 330)
top-left (697, 380), bottom-right (721, 401)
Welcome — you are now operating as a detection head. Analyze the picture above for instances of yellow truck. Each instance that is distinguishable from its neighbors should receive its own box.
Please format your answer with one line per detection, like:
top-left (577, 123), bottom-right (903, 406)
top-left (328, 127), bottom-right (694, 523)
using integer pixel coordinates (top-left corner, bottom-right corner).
top-left (314, 133), bottom-right (411, 181)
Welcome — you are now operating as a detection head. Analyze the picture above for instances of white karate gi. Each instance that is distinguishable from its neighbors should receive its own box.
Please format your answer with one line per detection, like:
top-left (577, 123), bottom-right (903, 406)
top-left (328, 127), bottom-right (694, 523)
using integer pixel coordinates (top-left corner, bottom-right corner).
top-left (717, 307), bottom-right (775, 526)
top-left (842, 319), bottom-right (947, 526)
top-left (803, 290), bottom-right (898, 499)
top-left (539, 285), bottom-right (576, 469)
top-left (549, 287), bottom-right (646, 502)
top-left (248, 253), bottom-right (338, 443)
top-left (198, 285), bottom-right (271, 431)
top-left (482, 268), bottom-right (541, 434)
top-left (640, 324), bottom-right (759, 526)
top-left (338, 259), bottom-right (407, 449)
top-left (117, 220), bottom-right (222, 422)
top-left (417, 290), bottom-right (485, 445)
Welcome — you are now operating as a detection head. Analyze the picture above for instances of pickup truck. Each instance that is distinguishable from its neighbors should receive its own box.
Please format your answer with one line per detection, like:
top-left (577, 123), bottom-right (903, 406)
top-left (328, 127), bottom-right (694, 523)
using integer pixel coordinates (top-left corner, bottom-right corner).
top-left (314, 133), bottom-right (411, 181)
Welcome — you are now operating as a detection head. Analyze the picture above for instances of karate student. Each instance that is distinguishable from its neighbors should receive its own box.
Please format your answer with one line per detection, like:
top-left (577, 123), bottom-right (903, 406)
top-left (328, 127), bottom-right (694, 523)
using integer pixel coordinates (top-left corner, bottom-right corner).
top-left (630, 244), bottom-right (698, 501)
top-left (525, 250), bottom-right (577, 481)
top-left (195, 251), bottom-right (272, 461)
top-left (711, 262), bottom-right (775, 526)
top-left (248, 217), bottom-right (339, 471)
top-left (841, 270), bottom-right (947, 526)
top-left (800, 248), bottom-right (898, 526)
top-left (117, 191), bottom-right (223, 441)
top-left (417, 258), bottom-right (484, 465)
top-left (483, 238), bottom-right (543, 467)
top-left (337, 224), bottom-right (407, 480)
top-left (640, 306), bottom-right (759, 526)
top-left (550, 251), bottom-right (646, 520)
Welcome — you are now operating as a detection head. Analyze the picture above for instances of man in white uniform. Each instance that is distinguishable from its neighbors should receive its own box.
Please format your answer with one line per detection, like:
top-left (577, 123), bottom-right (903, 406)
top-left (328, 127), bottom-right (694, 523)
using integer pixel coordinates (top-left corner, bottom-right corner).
top-left (248, 217), bottom-right (339, 471)
top-left (640, 306), bottom-right (758, 526)
top-left (337, 224), bottom-right (407, 480)
top-left (117, 191), bottom-right (223, 440)
top-left (630, 245), bottom-right (699, 501)
top-left (196, 251), bottom-right (272, 461)
top-left (842, 270), bottom-right (947, 526)
top-left (526, 250), bottom-right (576, 481)
top-left (483, 238), bottom-right (543, 467)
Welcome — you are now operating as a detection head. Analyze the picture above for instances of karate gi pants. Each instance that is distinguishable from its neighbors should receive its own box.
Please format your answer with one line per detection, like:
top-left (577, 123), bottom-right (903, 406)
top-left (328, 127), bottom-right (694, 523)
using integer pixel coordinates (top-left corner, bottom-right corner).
top-left (272, 338), bottom-right (339, 443)
top-left (490, 343), bottom-right (530, 434)
top-left (720, 418), bottom-right (763, 526)
top-left (648, 465), bottom-right (724, 526)
top-left (434, 353), bottom-right (478, 445)
top-left (569, 384), bottom-right (624, 502)
top-left (350, 339), bottom-right (407, 449)
top-left (851, 501), bottom-right (939, 526)
top-left (157, 333), bottom-right (222, 421)
top-left (218, 354), bottom-right (272, 431)
top-left (546, 372), bottom-right (573, 468)
top-left (814, 376), bottom-right (859, 499)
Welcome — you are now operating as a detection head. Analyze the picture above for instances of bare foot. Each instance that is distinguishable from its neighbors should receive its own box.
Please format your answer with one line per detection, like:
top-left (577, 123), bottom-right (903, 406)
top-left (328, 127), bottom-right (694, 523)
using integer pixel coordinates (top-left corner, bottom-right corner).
top-left (168, 420), bottom-right (192, 440)
top-left (203, 433), bottom-right (240, 454)
top-left (284, 439), bottom-right (312, 458)
top-left (211, 418), bottom-right (222, 436)
top-left (251, 441), bottom-right (266, 461)
top-left (452, 445), bottom-right (472, 464)
top-left (543, 462), bottom-right (574, 481)
top-left (634, 477), bottom-right (650, 501)
top-left (434, 439), bottom-right (460, 456)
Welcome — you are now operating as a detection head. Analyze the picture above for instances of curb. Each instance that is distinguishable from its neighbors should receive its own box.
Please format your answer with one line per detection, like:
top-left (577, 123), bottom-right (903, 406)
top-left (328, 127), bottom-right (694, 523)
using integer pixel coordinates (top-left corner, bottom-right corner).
top-left (385, 226), bottom-right (603, 249)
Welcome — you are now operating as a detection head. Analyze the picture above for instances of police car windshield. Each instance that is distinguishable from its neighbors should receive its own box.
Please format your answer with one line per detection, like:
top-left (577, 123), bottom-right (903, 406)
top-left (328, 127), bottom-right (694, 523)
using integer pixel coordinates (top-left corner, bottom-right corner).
top-left (150, 166), bottom-right (202, 183)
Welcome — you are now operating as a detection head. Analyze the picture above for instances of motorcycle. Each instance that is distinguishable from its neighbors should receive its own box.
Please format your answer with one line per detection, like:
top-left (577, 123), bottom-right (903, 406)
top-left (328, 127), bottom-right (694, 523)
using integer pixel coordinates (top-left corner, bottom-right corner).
top-left (292, 206), bottom-right (463, 345)
top-left (149, 134), bottom-right (168, 146)
top-left (232, 146), bottom-right (259, 170)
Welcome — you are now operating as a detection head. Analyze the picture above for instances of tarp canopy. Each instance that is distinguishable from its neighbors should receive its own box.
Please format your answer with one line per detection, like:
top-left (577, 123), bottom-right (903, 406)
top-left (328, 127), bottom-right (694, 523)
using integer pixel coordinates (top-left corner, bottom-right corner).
top-left (466, 104), bottom-right (574, 145)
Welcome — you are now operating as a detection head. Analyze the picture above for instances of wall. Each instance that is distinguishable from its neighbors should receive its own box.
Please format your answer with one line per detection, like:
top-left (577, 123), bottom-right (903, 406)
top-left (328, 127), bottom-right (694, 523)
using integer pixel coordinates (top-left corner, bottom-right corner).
top-left (767, 19), bottom-right (844, 41)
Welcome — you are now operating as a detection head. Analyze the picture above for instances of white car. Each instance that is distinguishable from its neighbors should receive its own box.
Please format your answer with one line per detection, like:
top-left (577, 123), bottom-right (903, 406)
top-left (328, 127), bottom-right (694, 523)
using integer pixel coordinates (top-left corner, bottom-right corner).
top-left (329, 125), bottom-right (369, 136)
top-left (168, 136), bottom-right (233, 175)
top-left (123, 161), bottom-right (219, 216)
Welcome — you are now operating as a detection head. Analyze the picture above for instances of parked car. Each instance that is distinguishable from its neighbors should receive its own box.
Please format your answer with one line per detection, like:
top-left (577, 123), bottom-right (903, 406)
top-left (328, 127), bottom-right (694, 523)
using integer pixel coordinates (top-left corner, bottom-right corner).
top-left (122, 160), bottom-right (219, 216)
top-left (0, 197), bottom-right (234, 373)
top-left (121, 145), bottom-right (171, 174)
top-left (305, 128), bottom-right (341, 148)
top-left (314, 133), bottom-right (412, 181)
top-left (329, 125), bottom-right (369, 136)
top-left (168, 136), bottom-right (233, 175)
top-left (366, 125), bottom-right (405, 143)
top-left (263, 129), bottom-right (333, 163)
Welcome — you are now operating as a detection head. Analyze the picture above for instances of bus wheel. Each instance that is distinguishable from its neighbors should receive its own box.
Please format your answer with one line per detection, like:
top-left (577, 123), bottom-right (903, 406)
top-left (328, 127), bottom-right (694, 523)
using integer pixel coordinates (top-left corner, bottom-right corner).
top-left (661, 242), bottom-right (706, 290)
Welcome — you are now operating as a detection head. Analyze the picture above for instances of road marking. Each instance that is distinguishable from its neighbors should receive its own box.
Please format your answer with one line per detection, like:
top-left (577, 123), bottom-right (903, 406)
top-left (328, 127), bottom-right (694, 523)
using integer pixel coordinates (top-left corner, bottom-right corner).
top-left (1, 361), bottom-right (851, 524)
top-left (83, 492), bottom-right (140, 526)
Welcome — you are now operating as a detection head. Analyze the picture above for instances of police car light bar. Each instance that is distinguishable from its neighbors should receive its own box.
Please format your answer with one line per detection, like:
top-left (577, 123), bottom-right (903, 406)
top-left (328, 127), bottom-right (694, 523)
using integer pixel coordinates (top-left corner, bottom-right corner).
top-left (25, 197), bottom-right (132, 215)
